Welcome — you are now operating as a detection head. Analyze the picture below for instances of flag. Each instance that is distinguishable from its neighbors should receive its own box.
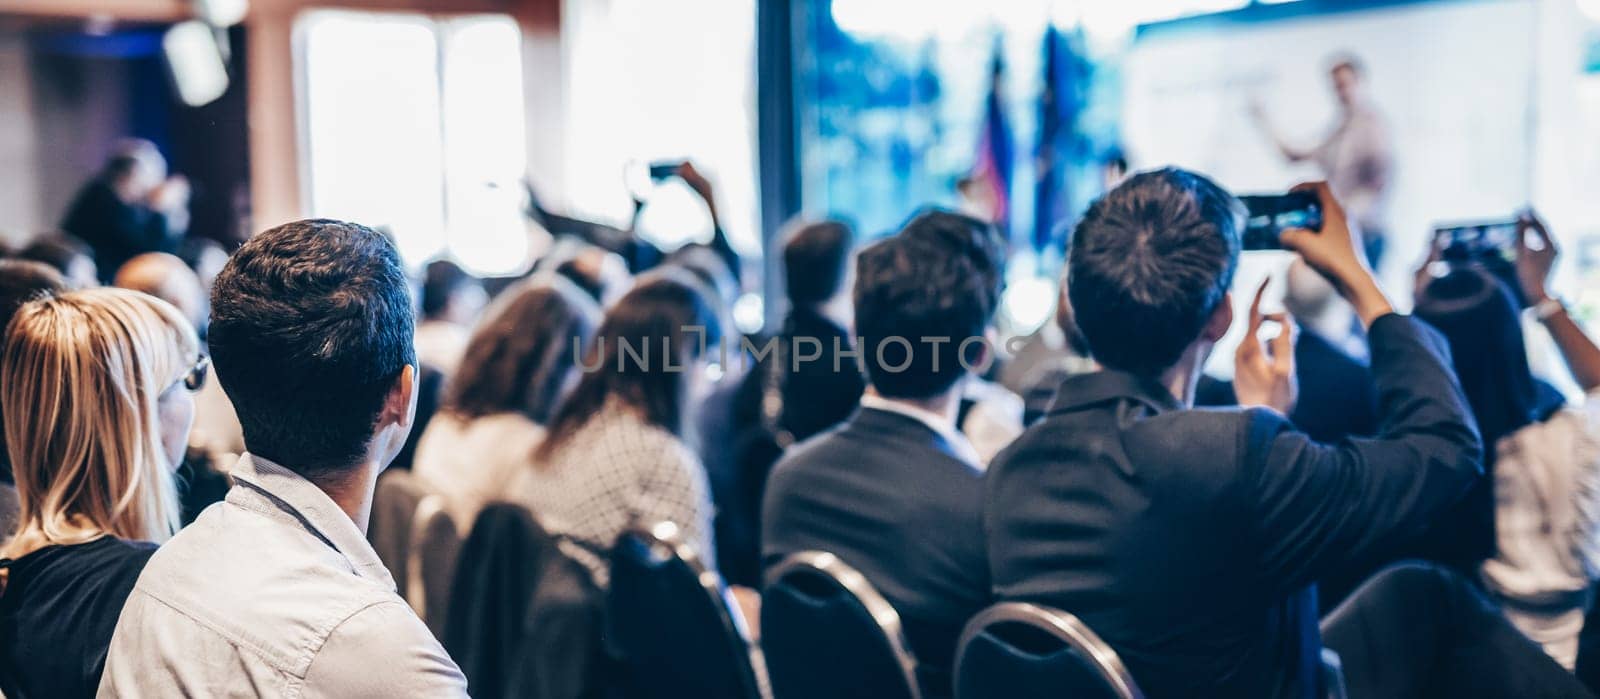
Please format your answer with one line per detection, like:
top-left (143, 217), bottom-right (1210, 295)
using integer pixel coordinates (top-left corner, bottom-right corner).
top-left (1032, 25), bottom-right (1092, 254)
top-left (970, 43), bottom-right (1014, 236)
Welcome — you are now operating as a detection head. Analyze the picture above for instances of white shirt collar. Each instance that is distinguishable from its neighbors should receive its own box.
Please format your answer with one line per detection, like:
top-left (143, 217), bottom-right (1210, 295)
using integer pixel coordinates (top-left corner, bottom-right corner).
top-left (858, 393), bottom-right (983, 468)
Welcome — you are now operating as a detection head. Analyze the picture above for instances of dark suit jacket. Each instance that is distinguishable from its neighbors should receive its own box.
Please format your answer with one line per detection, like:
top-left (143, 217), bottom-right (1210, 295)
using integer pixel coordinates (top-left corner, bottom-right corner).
top-left (762, 407), bottom-right (989, 697)
top-left (985, 315), bottom-right (1481, 699)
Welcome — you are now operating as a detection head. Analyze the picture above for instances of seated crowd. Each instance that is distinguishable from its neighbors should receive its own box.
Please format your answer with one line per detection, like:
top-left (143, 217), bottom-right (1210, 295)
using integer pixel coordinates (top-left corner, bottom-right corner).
top-left (4, 157), bottom-right (1600, 699)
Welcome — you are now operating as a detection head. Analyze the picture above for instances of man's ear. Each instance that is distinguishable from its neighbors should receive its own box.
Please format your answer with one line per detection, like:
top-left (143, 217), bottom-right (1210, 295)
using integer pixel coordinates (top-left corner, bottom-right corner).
top-left (1202, 292), bottom-right (1234, 343)
top-left (382, 364), bottom-right (418, 433)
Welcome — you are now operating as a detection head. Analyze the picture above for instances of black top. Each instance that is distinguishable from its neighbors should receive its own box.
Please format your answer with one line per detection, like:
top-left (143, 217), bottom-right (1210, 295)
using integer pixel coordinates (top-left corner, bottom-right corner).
top-left (60, 179), bottom-right (174, 284)
top-left (763, 407), bottom-right (989, 697)
top-left (0, 536), bottom-right (157, 699)
top-left (985, 315), bottom-right (1481, 699)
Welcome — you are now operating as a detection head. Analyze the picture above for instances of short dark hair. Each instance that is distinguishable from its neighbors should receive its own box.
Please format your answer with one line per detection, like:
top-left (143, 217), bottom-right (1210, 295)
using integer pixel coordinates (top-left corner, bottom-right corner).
top-left (896, 208), bottom-right (1006, 313)
top-left (0, 259), bottom-right (66, 482)
top-left (208, 219), bottom-right (417, 478)
top-left (853, 210), bottom-right (1000, 399)
top-left (1067, 167), bottom-right (1242, 375)
top-left (536, 270), bottom-right (722, 462)
top-left (447, 277), bottom-right (601, 424)
top-left (782, 219), bottom-right (854, 307)
top-left (17, 235), bottom-right (94, 277)
top-left (420, 259), bottom-right (478, 319)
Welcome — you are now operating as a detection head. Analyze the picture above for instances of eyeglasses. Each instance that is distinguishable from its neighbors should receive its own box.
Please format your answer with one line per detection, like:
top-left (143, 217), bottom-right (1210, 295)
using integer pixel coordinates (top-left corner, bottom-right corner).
top-left (182, 355), bottom-right (210, 393)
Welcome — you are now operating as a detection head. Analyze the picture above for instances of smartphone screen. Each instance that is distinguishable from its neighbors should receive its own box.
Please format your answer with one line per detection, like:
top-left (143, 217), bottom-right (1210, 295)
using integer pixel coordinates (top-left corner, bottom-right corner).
top-left (1239, 191), bottom-right (1323, 251)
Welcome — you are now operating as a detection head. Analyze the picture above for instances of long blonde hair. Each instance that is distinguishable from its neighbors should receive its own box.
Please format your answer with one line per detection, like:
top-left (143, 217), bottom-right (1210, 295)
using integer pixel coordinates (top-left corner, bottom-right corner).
top-left (0, 288), bottom-right (196, 561)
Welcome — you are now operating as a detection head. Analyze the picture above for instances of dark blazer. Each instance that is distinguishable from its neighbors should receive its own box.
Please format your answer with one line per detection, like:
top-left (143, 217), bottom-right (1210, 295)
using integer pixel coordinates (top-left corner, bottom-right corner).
top-left (762, 406), bottom-right (989, 698)
top-left (985, 314), bottom-right (1482, 699)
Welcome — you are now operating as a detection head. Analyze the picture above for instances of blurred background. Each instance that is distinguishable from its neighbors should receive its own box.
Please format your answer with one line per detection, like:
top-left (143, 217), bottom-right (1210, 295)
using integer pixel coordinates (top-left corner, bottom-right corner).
top-left (5, 0), bottom-right (1600, 355)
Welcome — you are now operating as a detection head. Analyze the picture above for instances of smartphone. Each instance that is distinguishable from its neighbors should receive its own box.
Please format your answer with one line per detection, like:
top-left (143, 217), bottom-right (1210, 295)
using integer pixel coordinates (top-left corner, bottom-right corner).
top-left (1433, 219), bottom-right (1525, 304)
top-left (648, 161), bottom-right (685, 181)
top-left (1239, 191), bottom-right (1323, 251)
top-left (1433, 220), bottom-right (1518, 264)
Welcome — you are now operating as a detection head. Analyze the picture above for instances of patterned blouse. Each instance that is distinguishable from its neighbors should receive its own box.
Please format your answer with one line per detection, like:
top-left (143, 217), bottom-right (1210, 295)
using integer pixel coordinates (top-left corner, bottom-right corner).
top-left (511, 397), bottom-right (715, 588)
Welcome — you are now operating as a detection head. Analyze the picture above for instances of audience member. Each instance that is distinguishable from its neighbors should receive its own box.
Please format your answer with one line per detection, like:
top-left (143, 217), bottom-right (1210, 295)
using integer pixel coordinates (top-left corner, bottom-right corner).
top-left (60, 140), bottom-right (189, 283)
top-left (0, 260), bottom-right (66, 506)
top-left (16, 235), bottom-right (98, 289)
top-left (416, 259), bottom-right (488, 376)
top-left (718, 218), bottom-right (863, 586)
top-left (413, 276), bottom-right (601, 529)
top-left (1409, 212), bottom-right (1600, 668)
top-left (986, 171), bottom-right (1585, 697)
top-left (763, 210), bottom-right (998, 698)
top-left (99, 219), bottom-right (468, 696)
top-left (0, 288), bottom-right (199, 698)
top-left (517, 270), bottom-right (722, 589)
top-left (111, 253), bottom-right (242, 522)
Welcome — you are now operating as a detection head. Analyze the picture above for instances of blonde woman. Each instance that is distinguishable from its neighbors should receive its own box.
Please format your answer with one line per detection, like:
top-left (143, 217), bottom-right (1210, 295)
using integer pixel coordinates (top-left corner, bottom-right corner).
top-left (0, 288), bottom-right (202, 699)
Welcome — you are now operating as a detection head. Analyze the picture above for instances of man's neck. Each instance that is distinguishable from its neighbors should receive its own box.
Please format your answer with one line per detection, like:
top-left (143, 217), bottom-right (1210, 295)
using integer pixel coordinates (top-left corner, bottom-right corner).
top-left (316, 462), bottom-right (381, 532)
top-left (1157, 342), bottom-right (1210, 408)
top-left (862, 385), bottom-right (960, 428)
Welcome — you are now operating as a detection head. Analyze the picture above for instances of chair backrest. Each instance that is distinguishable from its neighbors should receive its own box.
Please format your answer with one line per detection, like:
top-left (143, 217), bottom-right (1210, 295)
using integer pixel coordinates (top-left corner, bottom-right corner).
top-left (954, 602), bottom-right (1143, 699)
top-left (407, 495), bottom-right (461, 635)
top-left (607, 521), bottom-right (764, 699)
top-left (369, 469), bottom-right (427, 594)
top-left (444, 503), bottom-right (606, 699)
top-left (761, 551), bottom-right (920, 699)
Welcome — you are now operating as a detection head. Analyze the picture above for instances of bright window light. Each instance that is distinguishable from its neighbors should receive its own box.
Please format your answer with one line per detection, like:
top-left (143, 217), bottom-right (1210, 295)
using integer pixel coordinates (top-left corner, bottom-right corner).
top-left (299, 11), bottom-right (530, 275)
top-left (562, 0), bottom-right (760, 257)
top-left (441, 16), bottom-right (533, 276)
top-left (302, 12), bottom-right (445, 266)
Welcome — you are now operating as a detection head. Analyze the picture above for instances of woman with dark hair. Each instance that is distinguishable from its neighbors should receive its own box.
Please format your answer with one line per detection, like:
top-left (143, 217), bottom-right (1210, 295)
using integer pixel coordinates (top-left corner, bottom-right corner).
top-left (1413, 212), bottom-right (1600, 668)
top-left (412, 277), bottom-right (601, 528)
top-left (517, 270), bottom-right (723, 588)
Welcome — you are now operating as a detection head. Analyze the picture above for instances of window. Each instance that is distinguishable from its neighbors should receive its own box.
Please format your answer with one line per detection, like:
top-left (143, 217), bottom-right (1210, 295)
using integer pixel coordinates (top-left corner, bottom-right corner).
top-left (298, 11), bottom-right (530, 275)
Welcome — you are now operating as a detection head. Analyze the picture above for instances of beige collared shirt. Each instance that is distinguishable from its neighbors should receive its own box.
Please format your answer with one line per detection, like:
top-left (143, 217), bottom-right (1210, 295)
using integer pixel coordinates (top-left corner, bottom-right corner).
top-left (98, 454), bottom-right (468, 698)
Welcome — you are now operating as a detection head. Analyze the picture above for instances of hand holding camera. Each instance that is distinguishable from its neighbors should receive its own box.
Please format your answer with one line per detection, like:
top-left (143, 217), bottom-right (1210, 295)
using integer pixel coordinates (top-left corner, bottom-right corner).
top-left (1277, 181), bottom-right (1394, 327)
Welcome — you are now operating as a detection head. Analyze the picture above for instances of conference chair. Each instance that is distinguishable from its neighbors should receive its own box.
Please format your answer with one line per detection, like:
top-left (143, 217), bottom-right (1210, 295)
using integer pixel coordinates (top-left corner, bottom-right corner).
top-left (369, 469), bottom-right (428, 595)
top-left (761, 551), bottom-right (921, 699)
top-left (406, 494), bottom-right (461, 636)
top-left (607, 521), bottom-right (766, 699)
top-left (953, 602), bottom-right (1143, 699)
top-left (444, 503), bottom-right (605, 699)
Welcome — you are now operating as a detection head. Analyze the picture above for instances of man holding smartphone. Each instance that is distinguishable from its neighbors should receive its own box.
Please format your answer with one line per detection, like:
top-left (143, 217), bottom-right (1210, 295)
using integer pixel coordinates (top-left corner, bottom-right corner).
top-left (985, 169), bottom-right (1589, 697)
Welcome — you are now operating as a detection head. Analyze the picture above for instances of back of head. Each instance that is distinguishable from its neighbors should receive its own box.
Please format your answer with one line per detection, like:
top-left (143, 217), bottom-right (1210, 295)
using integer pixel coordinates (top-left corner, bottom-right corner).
top-left (853, 210), bottom-right (1002, 399)
top-left (0, 260), bottom-right (67, 482)
top-left (114, 252), bottom-right (206, 331)
top-left (665, 244), bottom-right (738, 309)
top-left (538, 269), bottom-right (722, 461)
top-left (420, 259), bottom-right (480, 321)
top-left (1414, 268), bottom-right (1540, 446)
top-left (208, 219), bottom-right (416, 479)
top-left (1067, 167), bottom-right (1242, 375)
top-left (1, 288), bottom-right (195, 557)
top-left (448, 276), bottom-right (602, 424)
top-left (781, 219), bottom-right (855, 308)
top-left (0, 260), bottom-right (66, 332)
top-left (18, 235), bottom-right (97, 288)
